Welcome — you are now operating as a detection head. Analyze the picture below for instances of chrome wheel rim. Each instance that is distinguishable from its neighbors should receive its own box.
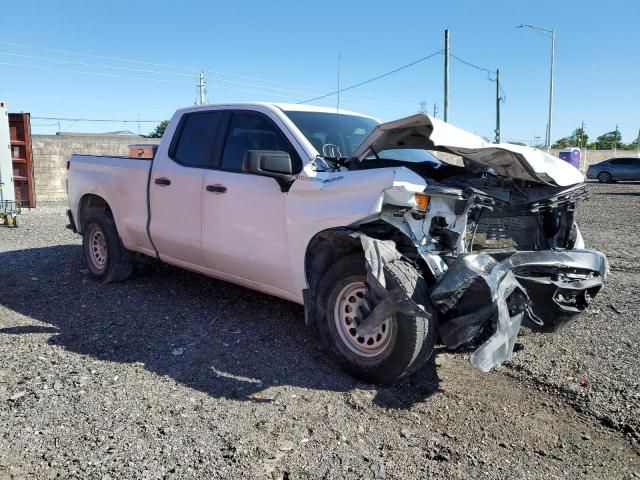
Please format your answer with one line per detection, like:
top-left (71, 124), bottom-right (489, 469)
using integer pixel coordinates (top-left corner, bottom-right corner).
top-left (89, 228), bottom-right (107, 271)
top-left (333, 282), bottom-right (392, 358)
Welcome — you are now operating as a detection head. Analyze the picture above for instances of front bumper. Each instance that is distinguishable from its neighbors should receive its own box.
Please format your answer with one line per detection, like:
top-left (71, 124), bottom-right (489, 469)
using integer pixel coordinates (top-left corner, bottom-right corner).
top-left (511, 249), bottom-right (607, 330)
top-left (431, 248), bottom-right (607, 371)
top-left (585, 168), bottom-right (600, 179)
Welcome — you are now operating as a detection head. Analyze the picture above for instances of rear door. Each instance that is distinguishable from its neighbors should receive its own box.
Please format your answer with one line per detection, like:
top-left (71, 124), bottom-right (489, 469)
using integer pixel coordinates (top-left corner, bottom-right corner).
top-left (201, 109), bottom-right (302, 294)
top-left (627, 158), bottom-right (640, 180)
top-left (149, 110), bottom-right (223, 265)
top-left (609, 158), bottom-right (637, 180)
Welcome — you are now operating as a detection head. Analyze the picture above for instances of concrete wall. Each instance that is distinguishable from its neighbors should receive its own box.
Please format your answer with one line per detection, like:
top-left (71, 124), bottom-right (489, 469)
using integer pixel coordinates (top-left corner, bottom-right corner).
top-left (32, 135), bottom-right (161, 202)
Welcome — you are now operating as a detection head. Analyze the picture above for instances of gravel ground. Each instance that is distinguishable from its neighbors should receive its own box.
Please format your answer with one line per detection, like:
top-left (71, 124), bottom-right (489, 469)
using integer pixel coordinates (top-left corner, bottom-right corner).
top-left (1, 183), bottom-right (639, 479)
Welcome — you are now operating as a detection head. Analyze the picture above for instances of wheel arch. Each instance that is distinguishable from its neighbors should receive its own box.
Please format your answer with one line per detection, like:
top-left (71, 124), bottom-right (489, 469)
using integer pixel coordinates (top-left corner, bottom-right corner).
top-left (77, 193), bottom-right (112, 233)
top-left (303, 221), bottom-right (430, 324)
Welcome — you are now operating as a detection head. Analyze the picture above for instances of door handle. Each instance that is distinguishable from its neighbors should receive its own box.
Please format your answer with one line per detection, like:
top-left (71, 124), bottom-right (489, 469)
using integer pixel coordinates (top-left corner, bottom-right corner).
top-left (154, 177), bottom-right (171, 186)
top-left (206, 184), bottom-right (227, 193)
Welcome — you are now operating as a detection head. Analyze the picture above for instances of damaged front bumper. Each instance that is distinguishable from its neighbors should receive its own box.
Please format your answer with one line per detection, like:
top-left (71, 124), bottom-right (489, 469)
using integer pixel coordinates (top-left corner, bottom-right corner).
top-left (511, 249), bottom-right (608, 330)
top-left (431, 248), bottom-right (607, 371)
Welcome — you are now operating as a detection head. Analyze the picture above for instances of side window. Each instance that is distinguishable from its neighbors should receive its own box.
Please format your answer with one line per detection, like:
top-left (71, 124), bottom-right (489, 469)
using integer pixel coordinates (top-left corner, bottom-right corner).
top-left (172, 111), bottom-right (222, 168)
top-left (220, 111), bottom-right (300, 172)
top-left (609, 159), bottom-right (623, 165)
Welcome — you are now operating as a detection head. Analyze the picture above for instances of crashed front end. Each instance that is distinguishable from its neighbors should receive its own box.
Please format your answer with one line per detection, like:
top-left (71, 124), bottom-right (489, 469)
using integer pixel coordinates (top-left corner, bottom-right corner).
top-left (366, 176), bottom-right (607, 371)
top-left (347, 114), bottom-right (608, 372)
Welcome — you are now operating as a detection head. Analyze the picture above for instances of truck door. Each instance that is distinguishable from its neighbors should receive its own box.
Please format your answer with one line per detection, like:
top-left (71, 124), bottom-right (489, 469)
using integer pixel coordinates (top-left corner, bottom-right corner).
top-left (149, 110), bottom-right (223, 265)
top-left (201, 110), bottom-right (301, 295)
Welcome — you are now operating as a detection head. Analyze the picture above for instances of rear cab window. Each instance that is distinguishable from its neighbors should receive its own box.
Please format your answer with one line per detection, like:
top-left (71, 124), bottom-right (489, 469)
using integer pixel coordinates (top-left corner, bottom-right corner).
top-left (170, 111), bottom-right (223, 168)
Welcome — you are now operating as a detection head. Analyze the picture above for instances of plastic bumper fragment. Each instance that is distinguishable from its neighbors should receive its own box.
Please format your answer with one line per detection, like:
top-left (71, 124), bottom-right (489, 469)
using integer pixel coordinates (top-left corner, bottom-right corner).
top-left (431, 253), bottom-right (528, 372)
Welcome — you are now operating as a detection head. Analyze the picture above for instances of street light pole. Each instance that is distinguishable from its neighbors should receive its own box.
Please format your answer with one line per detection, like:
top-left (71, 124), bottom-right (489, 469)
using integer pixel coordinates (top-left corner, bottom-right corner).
top-left (518, 24), bottom-right (555, 152)
top-left (548, 28), bottom-right (555, 153)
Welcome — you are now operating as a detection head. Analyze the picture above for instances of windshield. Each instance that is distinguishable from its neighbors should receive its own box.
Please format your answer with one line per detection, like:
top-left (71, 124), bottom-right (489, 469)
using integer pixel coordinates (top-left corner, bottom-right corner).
top-left (283, 110), bottom-right (379, 157)
top-left (366, 149), bottom-right (443, 166)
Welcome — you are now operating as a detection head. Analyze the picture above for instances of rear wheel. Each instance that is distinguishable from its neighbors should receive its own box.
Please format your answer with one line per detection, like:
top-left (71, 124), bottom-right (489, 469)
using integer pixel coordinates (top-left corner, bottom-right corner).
top-left (316, 253), bottom-right (436, 384)
top-left (597, 171), bottom-right (612, 183)
top-left (82, 211), bottom-right (133, 283)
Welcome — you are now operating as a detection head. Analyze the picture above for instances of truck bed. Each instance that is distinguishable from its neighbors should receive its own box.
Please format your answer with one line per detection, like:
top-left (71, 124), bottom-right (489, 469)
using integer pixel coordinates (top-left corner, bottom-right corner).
top-left (67, 154), bottom-right (155, 255)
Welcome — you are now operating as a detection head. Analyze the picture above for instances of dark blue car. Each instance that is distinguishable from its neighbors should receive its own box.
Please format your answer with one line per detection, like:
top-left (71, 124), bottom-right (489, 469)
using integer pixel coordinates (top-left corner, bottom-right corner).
top-left (586, 157), bottom-right (640, 182)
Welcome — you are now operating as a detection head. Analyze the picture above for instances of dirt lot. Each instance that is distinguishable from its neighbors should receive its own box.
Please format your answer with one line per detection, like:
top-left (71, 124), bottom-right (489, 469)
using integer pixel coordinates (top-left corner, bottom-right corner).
top-left (1, 182), bottom-right (639, 479)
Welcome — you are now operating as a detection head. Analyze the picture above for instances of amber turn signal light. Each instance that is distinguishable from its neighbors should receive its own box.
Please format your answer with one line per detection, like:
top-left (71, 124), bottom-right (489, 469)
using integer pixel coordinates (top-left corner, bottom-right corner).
top-left (414, 193), bottom-right (430, 212)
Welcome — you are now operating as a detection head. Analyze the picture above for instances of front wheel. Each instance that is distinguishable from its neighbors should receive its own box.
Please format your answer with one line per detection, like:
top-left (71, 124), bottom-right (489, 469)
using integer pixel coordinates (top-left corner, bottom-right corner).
top-left (316, 253), bottom-right (436, 384)
top-left (597, 171), bottom-right (612, 183)
top-left (82, 211), bottom-right (133, 283)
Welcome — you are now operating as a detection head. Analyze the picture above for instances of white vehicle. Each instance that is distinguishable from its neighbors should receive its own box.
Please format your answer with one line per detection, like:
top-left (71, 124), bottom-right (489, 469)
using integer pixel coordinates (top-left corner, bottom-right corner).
top-left (67, 103), bottom-right (607, 383)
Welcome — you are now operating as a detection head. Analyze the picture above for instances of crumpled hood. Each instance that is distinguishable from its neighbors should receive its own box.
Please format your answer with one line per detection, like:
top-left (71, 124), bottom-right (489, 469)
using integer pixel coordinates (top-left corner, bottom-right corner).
top-left (349, 114), bottom-right (584, 187)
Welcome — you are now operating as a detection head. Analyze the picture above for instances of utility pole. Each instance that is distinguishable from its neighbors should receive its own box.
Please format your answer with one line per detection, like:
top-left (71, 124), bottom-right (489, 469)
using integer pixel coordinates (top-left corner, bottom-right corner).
top-left (196, 71), bottom-right (207, 105)
top-left (517, 24), bottom-right (555, 152)
top-left (579, 121), bottom-right (586, 171)
top-left (433, 102), bottom-right (439, 118)
top-left (547, 28), bottom-right (555, 152)
top-left (444, 29), bottom-right (450, 122)
top-left (419, 101), bottom-right (427, 114)
top-left (495, 69), bottom-right (501, 143)
top-left (614, 124), bottom-right (619, 153)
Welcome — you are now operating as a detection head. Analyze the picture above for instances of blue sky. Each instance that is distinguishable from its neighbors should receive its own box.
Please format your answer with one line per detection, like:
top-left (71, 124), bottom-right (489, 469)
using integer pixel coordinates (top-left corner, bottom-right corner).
top-left (1, 0), bottom-right (638, 144)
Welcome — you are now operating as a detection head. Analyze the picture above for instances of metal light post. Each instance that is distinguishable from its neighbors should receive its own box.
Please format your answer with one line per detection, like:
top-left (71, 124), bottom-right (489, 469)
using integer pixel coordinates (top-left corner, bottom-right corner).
top-left (518, 24), bottom-right (555, 152)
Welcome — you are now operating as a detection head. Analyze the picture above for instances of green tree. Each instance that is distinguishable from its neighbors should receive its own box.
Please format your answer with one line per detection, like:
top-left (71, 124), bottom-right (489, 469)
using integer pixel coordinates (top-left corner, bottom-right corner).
top-left (594, 130), bottom-right (623, 150)
top-left (552, 137), bottom-right (571, 149)
top-left (552, 127), bottom-right (589, 149)
top-left (627, 137), bottom-right (639, 151)
top-left (570, 127), bottom-right (589, 148)
top-left (149, 120), bottom-right (169, 138)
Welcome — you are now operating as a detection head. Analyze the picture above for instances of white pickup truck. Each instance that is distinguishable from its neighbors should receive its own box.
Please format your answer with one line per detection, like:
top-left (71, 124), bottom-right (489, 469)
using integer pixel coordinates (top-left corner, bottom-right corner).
top-left (67, 103), bottom-right (607, 383)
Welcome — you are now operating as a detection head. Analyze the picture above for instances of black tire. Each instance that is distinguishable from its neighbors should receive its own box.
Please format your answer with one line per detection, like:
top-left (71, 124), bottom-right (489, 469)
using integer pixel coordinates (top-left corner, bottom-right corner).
top-left (597, 171), bottom-right (612, 183)
top-left (316, 252), bottom-right (436, 384)
top-left (82, 210), bottom-right (133, 283)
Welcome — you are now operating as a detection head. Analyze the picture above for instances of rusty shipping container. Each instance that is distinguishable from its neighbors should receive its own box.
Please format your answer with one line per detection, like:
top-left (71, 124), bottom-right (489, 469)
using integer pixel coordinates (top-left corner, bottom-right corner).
top-left (9, 112), bottom-right (35, 208)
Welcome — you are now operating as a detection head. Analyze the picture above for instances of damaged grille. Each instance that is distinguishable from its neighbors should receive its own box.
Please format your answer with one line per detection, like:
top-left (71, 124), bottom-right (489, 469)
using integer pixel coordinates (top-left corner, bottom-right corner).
top-left (470, 215), bottom-right (541, 251)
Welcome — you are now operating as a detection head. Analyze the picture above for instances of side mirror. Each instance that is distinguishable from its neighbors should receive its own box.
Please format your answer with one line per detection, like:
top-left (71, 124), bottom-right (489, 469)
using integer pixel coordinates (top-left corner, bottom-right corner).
top-left (243, 150), bottom-right (295, 190)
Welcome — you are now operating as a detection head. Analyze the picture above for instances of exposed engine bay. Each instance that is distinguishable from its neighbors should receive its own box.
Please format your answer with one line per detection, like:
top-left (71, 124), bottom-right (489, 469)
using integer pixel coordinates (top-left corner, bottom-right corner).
top-left (345, 157), bottom-right (608, 372)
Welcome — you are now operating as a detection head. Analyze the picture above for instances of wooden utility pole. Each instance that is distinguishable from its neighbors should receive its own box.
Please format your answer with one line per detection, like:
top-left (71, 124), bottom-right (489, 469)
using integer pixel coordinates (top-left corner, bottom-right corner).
top-left (495, 69), bottom-right (501, 143)
top-left (444, 29), bottom-right (450, 122)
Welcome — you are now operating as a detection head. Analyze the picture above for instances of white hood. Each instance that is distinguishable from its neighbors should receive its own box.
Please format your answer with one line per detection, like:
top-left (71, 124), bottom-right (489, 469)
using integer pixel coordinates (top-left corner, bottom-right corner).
top-left (350, 114), bottom-right (584, 187)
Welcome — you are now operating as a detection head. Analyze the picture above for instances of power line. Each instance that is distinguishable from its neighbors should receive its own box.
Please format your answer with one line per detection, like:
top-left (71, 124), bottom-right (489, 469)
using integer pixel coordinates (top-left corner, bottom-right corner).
top-left (450, 53), bottom-right (496, 79)
top-left (32, 116), bottom-right (163, 123)
top-left (450, 52), bottom-right (506, 101)
top-left (1, 42), bottom-right (419, 106)
top-left (0, 41), bottom-right (199, 72)
top-left (0, 61), bottom-right (192, 85)
top-left (298, 50), bottom-right (443, 104)
top-left (0, 52), bottom-right (196, 78)
top-left (0, 61), bottom-right (418, 111)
